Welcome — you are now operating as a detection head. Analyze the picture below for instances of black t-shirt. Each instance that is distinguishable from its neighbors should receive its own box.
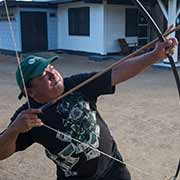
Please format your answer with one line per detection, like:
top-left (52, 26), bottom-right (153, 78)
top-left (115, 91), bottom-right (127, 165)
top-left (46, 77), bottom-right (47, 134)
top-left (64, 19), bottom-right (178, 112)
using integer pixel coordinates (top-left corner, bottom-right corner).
top-left (10, 71), bottom-right (119, 180)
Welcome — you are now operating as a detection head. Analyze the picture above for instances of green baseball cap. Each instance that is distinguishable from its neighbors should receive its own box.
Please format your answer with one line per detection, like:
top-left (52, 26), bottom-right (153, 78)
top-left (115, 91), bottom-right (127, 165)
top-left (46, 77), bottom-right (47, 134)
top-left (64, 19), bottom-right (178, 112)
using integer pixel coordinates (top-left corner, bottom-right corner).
top-left (16, 55), bottom-right (59, 99)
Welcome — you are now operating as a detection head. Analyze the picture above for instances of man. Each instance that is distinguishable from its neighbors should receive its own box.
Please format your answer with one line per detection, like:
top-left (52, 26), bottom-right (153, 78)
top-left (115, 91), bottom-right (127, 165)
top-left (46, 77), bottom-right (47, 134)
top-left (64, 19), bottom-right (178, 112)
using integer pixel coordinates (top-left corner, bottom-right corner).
top-left (0, 37), bottom-right (178, 180)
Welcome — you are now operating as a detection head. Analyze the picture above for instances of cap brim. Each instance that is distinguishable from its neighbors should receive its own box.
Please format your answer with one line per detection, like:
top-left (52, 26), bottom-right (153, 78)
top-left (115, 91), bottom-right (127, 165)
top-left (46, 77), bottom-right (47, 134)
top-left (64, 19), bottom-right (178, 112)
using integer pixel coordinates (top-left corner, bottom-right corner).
top-left (48, 56), bottom-right (59, 63)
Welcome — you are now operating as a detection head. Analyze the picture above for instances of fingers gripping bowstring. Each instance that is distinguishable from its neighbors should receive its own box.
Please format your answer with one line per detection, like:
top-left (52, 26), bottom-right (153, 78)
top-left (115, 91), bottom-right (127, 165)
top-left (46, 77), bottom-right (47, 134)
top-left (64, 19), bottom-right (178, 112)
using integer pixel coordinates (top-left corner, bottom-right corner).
top-left (2, 1), bottom-right (175, 179)
top-left (3, 0), bottom-right (30, 108)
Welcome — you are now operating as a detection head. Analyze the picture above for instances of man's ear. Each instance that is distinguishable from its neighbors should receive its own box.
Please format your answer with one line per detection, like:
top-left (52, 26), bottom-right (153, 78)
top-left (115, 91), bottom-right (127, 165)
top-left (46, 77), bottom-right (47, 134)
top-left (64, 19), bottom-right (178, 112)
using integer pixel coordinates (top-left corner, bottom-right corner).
top-left (27, 88), bottom-right (33, 98)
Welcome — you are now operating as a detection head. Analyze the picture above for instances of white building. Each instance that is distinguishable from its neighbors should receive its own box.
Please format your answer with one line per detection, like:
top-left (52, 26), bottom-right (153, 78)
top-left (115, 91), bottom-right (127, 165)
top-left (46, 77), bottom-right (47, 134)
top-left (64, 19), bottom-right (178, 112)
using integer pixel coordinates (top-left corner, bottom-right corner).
top-left (0, 0), bottom-right (179, 62)
top-left (0, 1), bottom-right (57, 53)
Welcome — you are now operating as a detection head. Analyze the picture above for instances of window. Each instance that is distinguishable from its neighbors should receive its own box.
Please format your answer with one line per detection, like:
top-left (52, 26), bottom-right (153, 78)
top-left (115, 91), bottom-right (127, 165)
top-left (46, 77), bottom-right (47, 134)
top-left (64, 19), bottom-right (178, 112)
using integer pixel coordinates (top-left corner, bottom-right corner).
top-left (68, 7), bottom-right (90, 36)
top-left (125, 8), bottom-right (138, 37)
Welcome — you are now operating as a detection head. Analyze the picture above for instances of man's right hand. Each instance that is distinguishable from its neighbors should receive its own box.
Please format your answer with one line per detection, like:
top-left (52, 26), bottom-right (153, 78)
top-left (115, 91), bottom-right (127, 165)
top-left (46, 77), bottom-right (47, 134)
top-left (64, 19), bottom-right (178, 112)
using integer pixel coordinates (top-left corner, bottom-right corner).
top-left (9, 108), bottom-right (43, 133)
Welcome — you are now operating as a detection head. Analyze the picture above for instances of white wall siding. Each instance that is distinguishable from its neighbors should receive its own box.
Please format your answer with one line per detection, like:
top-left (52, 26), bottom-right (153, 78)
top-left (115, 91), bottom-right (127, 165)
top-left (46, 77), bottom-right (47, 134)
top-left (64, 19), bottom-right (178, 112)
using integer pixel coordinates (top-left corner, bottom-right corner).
top-left (57, 3), bottom-right (138, 55)
top-left (105, 5), bottom-right (138, 53)
top-left (57, 3), bottom-right (105, 55)
top-left (105, 5), bottom-right (125, 53)
top-left (47, 10), bottom-right (57, 50)
top-left (0, 7), bottom-right (57, 52)
top-left (0, 8), bottom-right (21, 51)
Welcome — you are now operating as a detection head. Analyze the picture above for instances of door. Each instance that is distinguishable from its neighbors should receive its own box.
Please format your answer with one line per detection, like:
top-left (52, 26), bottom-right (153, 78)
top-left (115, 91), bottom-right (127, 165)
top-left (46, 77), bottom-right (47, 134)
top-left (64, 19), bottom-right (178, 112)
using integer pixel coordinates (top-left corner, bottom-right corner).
top-left (20, 12), bottom-right (48, 52)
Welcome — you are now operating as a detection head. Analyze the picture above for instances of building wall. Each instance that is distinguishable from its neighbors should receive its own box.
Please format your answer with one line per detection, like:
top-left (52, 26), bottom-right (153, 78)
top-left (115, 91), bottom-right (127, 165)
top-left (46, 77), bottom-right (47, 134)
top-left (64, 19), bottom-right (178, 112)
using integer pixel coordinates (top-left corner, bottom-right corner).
top-left (0, 8), bottom-right (21, 51)
top-left (47, 9), bottom-right (57, 50)
top-left (105, 4), bottom-right (125, 53)
top-left (57, 2), bottom-right (138, 55)
top-left (57, 2), bottom-right (105, 55)
top-left (0, 7), bottom-right (57, 52)
top-left (105, 5), bottom-right (138, 53)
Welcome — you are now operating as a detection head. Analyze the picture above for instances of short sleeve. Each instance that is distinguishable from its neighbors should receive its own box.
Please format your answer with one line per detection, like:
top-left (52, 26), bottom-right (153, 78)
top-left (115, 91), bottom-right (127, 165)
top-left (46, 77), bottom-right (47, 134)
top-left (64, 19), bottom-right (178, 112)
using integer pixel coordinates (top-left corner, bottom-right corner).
top-left (64, 70), bottom-right (115, 99)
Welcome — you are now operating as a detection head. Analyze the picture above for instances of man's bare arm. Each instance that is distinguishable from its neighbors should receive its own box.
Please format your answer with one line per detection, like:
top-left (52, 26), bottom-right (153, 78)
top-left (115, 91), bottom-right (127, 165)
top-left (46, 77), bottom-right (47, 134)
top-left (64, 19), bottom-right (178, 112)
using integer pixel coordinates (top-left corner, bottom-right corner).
top-left (0, 108), bottom-right (43, 160)
top-left (0, 127), bottom-right (19, 160)
top-left (112, 38), bottom-right (178, 86)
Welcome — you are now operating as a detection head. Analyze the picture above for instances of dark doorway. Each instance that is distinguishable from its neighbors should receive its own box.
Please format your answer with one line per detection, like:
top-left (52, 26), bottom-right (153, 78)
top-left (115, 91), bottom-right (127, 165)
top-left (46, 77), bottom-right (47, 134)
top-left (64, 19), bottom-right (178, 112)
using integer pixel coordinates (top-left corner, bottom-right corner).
top-left (20, 12), bottom-right (48, 52)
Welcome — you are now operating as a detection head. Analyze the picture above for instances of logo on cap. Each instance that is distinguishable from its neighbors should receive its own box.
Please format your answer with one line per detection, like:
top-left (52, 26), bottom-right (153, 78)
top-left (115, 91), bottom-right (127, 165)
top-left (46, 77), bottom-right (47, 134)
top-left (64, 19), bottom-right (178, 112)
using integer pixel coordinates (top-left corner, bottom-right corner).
top-left (28, 59), bottom-right (36, 64)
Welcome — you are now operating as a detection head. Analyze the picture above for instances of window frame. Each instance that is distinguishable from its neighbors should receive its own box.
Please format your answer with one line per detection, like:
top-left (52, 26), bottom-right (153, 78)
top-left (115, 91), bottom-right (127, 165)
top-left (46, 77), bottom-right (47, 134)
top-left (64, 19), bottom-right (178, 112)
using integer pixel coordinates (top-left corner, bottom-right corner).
top-left (68, 7), bottom-right (90, 36)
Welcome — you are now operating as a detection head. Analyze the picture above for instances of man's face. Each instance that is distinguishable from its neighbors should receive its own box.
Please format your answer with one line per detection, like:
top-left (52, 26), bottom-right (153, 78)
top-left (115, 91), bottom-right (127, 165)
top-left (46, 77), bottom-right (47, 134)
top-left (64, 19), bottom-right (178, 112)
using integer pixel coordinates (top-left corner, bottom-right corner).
top-left (28, 64), bottom-right (64, 103)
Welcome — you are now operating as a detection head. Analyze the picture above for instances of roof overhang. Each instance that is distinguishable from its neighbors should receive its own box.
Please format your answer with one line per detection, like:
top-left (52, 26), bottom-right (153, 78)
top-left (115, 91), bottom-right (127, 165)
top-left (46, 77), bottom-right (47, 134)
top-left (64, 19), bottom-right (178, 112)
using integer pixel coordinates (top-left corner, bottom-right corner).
top-left (0, 0), bottom-right (162, 8)
top-left (0, 1), bottom-right (56, 8)
top-left (51, 0), bottom-right (156, 5)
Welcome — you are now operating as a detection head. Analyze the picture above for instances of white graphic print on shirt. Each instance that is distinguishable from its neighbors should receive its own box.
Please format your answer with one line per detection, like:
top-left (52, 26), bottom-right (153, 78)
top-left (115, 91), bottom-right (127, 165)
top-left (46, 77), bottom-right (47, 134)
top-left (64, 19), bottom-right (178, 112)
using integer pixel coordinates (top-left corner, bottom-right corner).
top-left (46, 93), bottom-right (100, 177)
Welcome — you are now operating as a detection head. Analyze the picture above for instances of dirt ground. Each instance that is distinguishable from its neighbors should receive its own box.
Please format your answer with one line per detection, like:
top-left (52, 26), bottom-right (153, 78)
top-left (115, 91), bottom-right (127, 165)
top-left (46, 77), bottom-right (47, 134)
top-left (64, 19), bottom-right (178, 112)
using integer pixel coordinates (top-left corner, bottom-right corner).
top-left (0, 52), bottom-right (180, 180)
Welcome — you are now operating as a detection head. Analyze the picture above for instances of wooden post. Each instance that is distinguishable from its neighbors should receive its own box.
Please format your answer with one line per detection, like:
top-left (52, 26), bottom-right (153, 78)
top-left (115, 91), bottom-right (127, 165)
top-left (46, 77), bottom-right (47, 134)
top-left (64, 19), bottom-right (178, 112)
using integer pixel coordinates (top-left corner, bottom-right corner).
top-left (164, 0), bottom-right (178, 63)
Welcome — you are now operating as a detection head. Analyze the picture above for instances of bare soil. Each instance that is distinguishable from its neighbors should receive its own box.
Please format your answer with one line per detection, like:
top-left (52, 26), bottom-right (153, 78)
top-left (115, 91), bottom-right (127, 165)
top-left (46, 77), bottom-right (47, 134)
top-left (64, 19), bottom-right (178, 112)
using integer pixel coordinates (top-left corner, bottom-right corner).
top-left (0, 52), bottom-right (180, 180)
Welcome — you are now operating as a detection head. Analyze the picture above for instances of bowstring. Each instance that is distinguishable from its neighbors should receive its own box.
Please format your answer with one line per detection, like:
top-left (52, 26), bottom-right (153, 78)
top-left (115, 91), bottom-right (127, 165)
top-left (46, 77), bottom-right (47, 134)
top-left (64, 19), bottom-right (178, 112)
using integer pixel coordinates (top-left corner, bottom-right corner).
top-left (2, 0), bottom-right (172, 179)
top-left (43, 124), bottom-right (167, 179)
